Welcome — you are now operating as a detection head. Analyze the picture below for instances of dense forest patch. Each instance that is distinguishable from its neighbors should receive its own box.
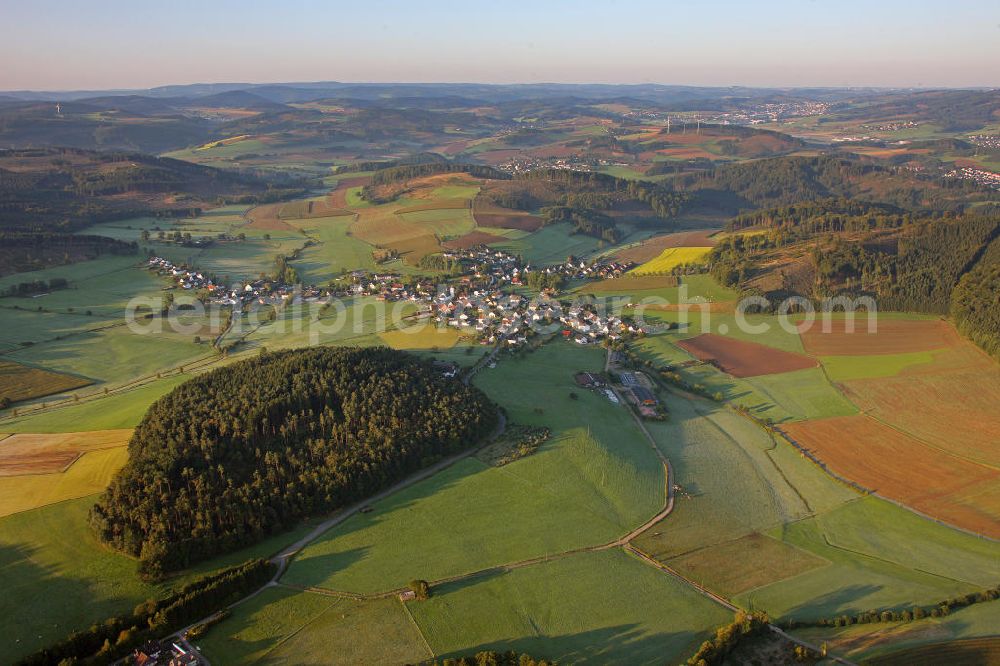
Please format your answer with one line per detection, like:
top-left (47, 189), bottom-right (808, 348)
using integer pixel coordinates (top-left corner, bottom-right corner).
top-left (90, 347), bottom-right (497, 575)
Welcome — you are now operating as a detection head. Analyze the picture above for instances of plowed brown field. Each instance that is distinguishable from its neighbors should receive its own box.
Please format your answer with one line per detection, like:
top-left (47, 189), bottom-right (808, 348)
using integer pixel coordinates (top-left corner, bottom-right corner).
top-left (782, 415), bottom-right (1000, 539)
top-left (799, 318), bottom-right (959, 356)
top-left (677, 333), bottom-right (817, 377)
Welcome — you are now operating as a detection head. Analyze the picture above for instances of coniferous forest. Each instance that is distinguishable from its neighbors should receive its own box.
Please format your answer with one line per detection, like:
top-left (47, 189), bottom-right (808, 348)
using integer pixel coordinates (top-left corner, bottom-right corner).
top-left (90, 347), bottom-right (497, 575)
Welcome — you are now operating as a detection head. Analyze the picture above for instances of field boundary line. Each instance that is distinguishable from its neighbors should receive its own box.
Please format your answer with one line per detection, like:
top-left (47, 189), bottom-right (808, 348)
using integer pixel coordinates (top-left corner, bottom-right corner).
top-left (399, 597), bottom-right (436, 661)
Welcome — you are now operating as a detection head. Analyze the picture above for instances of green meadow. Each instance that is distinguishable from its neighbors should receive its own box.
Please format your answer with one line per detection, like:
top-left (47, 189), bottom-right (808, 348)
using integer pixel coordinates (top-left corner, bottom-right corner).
top-left (281, 343), bottom-right (664, 594)
top-left (736, 497), bottom-right (999, 621)
top-left (199, 588), bottom-right (432, 665)
top-left (409, 548), bottom-right (731, 665)
top-left (0, 495), bottom-right (316, 664)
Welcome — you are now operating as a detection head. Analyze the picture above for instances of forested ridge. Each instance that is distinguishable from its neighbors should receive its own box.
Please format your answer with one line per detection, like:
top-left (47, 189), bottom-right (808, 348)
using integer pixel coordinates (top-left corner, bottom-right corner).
top-left (90, 347), bottom-right (497, 574)
top-left (670, 155), bottom-right (995, 213)
top-left (709, 205), bottom-right (1000, 356)
top-left (951, 234), bottom-right (1000, 359)
top-left (480, 168), bottom-right (688, 241)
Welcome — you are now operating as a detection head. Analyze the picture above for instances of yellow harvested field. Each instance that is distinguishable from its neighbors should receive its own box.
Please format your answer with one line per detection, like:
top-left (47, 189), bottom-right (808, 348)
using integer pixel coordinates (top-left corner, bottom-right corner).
top-left (0, 446), bottom-right (129, 517)
top-left (0, 429), bottom-right (132, 475)
top-left (632, 247), bottom-right (713, 274)
top-left (379, 326), bottom-right (465, 350)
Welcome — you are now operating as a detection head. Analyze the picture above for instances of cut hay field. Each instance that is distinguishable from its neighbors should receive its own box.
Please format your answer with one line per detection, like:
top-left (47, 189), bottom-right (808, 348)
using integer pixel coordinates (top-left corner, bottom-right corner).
top-left (819, 350), bottom-right (937, 381)
top-left (472, 208), bottom-right (543, 232)
top-left (5, 324), bottom-right (205, 387)
top-left (658, 532), bottom-right (827, 597)
top-left (782, 415), bottom-right (1000, 538)
top-left (580, 274), bottom-right (737, 305)
top-left (0, 429), bottom-right (130, 476)
top-left (0, 359), bottom-right (91, 404)
top-left (629, 390), bottom-right (998, 624)
top-left (199, 588), bottom-right (430, 665)
top-left (631, 246), bottom-right (713, 274)
top-left (398, 206), bottom-right (476, 238)
top-left (634, 393), bottom-right (853, 564)
top-left (441, 230), bottom-right (509, 249)
top-left (408, 548), bottom-right (732, 665)
top-left (676, 333), bottom-right (817, 377)
top-left (634, 334), bottom-right (854, 422)
top-left (281, 343), bottom-right (664, 595)
top-left (0, 446), bottom-right (128, 517)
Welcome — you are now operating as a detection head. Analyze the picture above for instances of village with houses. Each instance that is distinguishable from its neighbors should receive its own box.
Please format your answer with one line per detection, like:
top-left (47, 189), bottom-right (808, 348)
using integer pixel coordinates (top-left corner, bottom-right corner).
top-left (148, 248), bottom-right (647, 350)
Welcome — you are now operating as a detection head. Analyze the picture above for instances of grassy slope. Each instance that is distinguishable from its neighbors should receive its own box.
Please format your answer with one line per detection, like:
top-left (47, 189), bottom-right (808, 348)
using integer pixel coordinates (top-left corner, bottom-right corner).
top-left (0, 373), bottom-right (189, 432)
top-left (281, 343), bottom-right (664, 594)
top-left (286, 214), bottom-right (377, 283)
top-left (736, 498), bottom-right (1000, 621)
top-left (409, 548), bottom-right (731, 665)
top-left (199, 588), bottom-right (431, 665)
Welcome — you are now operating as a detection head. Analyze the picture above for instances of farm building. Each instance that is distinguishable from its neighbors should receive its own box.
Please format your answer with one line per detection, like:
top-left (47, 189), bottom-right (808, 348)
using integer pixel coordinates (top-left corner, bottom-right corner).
top-left (631, 386), bottom-right (658, 406)
top-left (574, 372), bottom-right (605, 388)
top-left (619, 372), bottom-right (638, 387)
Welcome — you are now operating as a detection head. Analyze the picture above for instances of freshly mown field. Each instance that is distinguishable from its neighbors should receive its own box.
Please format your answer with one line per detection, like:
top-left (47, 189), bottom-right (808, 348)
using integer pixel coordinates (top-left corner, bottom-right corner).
top-left (634, 393), bottom-right (851, 564)
top-left (631, 246), bottom-right (713, 274)
top-left (659, 532), bottom-right (827, 597)
top-left (579, 274), bottom-right (737, 305)
top-left (676, 333), bottom-right (817, 377)
top-left (6, 324), bottom-right (205, 387)
top-left (491, 223), bottom-right (607, 265)
top-left (281, 343), bottom-right (664, 595)
top-left (0, 359), bottom-right (91, 404)
top-left (442, 230), bottom-right (509, 249)
top-left (0, 446), bottom-right (128, 517)
top-left (408, 549), bottom-right (732, 665)
top-left (633, 392), bottom-right (999, 623)
top-left (782, 415), bottom-right (1000, 538)
top-left (819, 350), bottom-right (937, 381)
top-left (199, 588), bottom-right (431, 665)
top-left (398, 207), bottom-right (476, 238)
top-left (0, 429), bottom-right (131, 475)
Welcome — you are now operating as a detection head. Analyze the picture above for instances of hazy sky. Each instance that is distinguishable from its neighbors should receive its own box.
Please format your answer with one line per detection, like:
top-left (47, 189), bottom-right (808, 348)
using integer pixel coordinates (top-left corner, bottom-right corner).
top-left (2, 0), bottom-right (999, 90)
